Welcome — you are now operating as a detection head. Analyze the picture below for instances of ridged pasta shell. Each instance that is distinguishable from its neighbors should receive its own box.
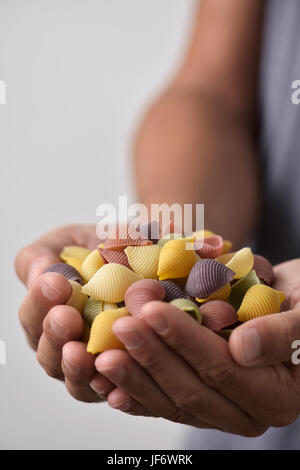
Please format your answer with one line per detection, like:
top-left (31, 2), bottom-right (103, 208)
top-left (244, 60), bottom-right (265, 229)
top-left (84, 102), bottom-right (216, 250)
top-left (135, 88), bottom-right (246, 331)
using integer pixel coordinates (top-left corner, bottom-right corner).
top-left (81, 249), bottom-right (105, 283)
top-left (125, 279), bottom-right (165, 316)
top-left (83, 298), bottom-right (118, 326)
top-left (196, 282), bottom-right (231, 304)
top-left (158, 233), bottom-right (185, 248)
top-left (98, 247), bottom-right (131, 269)
top-left (125, 245), bottom-right (161, 279)
top-left (185, 259), bottom-right (234, 299)
top-left (159, 280), bottom-right (188, 302)
top-left (81, 263), bottom-right (143, 302)
top-left (44, 262), bottom-right (84, 285)
top-left (103, 227), bottom-right (152, 250)
top-left (60, 245), bottom-right (92, 262)
top-left (222, 240), bottom-right (233, 254)
top-left (200, 300), bottom-right (237, 331)
top-left (192, 229), bottom-right (215, 240)
top-left (157, 238), bottom-right (196, 280)
top-left (87, 307), bottom-right (129, 354)
top-left (139, 221), bottom-right (160, 244)
top-left (237, 285), bottom-right (285, 322)
top-left (195, 235), bottom-right (224, 259)
top-left (253, 254), bottom-right (275, 286)
top-left (170, 298), bottom-right (202, 323)
top-left (81, 321), bottom-right (91, 343)
top-left (66, 280), bottom-right (88, 313)
top-left (217, 247), bottom-right (254, 279)
top-left (229, 269), bottom-right (260, 310)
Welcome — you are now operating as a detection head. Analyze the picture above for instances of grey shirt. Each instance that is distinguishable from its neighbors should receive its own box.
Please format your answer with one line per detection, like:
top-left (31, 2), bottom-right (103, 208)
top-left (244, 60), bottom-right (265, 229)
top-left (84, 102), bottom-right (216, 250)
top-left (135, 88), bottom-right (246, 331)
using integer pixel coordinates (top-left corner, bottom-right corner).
top-left (188, 0), bottom-right (300, 449)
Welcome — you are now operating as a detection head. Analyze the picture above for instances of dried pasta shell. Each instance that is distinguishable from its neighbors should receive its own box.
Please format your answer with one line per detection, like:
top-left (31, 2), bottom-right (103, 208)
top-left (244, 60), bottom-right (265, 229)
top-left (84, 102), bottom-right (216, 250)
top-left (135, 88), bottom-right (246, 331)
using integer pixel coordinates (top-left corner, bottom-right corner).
top-left (81, 263), bottom-right (143, 302)
top-left (192, 229), bottom-right (215, 241)
top-left (229, 269), bottom-right (260, 310)
top-left (157, 238), bottom-right (196, 280)
top-left (157, 233), bottom-right (184, 247)
top-left (195, 235), bottom-right (224, 259)
top-left (196, 282), bottom-right (231, 304)
top-left (81, 249), bottom-right (105, 283)
top-left (63, 257), bottom-right (84, 274)
top-left (217, 247), bottom-right (254, 279)
top-left (222, 240), bottom-right (233, 254)
top-left (83, 298), bottom-right (118, 326)
top-left (185, 259), bottom-right (234, 299)
top-left (66, 280), bottom-right (88, 313)
top-left (98, 247), bottom-right (131, 269)
top-left (139, 220), bottom-right (160, 244)
top-left (170, 298), bottom-right (202, 323)
top-left (81, 321), bottom-right (91, 343)
top-left (87, 307), bottom-right (129, 354)
top-left (125, 279), bottom-right (165, 316)
top-left (159, 280), bottom-right (188, 302)
top-left (103, 227), bottom-right (152, 250)
top-left (200, 300), bottom-right (237, 331)
top-left (237, 285), bottom-right (285, 322)
top-left (60, 245), bottom-right (92, 262)
top-left (44, 262), bottom-right (84, 285)
top-left (125, 245), bottom-right (161, 279)
top-left (253, 254), bottom-right (275, 286)
top-left (216, 329), bottom-right (233, 341)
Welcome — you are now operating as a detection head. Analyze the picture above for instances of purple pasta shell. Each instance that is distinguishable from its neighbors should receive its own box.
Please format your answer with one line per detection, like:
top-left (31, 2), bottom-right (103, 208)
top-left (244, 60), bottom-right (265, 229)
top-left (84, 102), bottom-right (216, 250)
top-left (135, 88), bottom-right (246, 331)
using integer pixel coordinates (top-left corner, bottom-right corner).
top-left (44, 262), bottom-right (83, 285)
top-left (185, 259), bottom-right (234, 299)
top-left (159, 280), bottom-right (188, 302)
top-left (253, 254), bottom-right (275, 286)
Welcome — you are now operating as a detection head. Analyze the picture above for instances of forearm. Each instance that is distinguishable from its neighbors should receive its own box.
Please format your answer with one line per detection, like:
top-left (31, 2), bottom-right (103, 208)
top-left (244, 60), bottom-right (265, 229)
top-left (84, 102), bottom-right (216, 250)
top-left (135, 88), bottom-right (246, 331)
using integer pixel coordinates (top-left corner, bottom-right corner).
top-left (133, 86), bottom-right (260, 247)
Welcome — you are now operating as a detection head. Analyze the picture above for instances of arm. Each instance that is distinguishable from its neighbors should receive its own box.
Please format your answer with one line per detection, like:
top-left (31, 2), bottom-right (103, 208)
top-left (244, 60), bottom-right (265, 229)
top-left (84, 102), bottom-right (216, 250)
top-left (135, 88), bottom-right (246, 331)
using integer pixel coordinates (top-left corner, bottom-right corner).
top-left (134, 0), bottom-right (264, 246)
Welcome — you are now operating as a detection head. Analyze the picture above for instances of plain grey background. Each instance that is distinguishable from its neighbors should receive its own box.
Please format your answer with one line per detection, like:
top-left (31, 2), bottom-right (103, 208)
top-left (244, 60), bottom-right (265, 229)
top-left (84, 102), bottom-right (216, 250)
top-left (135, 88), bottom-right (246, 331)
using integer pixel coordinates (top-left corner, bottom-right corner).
top-left (0, 0), bottom-right (196, 449)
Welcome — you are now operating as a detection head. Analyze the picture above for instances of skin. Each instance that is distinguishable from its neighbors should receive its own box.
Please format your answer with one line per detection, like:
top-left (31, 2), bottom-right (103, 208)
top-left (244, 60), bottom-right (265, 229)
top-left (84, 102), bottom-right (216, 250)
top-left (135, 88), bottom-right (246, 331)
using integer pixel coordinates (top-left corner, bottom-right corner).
top-left (14, 0), bottom-right (300, 436)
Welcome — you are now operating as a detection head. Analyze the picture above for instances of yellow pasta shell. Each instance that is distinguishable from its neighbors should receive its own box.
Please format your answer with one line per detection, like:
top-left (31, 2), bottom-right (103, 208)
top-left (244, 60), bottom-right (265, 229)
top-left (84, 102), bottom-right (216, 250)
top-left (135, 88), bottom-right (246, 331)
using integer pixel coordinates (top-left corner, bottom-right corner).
top-left (157, 238), bottom-right (196, 280)
top-left (125, 245), bottom-right (161, 279)
top-left (66, 280), bottom-right (88, 313)
top-left (196, 282), bottom-right (231, 304)
top-left (217, 247), bottom-right (254, 279)
top-left (237, 285), bottom-right (285, 322)
top-left (83, 298), bottom-right (118, 326)
top-left (81, 263), bottom-right (143, 302)
top-left (60, 245), bottom-right (91, 261)
top-left (87, 307), bottom-right (129, 354)
top-left (62, 256), bottom-right (84, 274)
top-left (81, 249), bottom-right (105, 283)
top-left (192, 229), bottom-right (215, 240)
top-left (222, 240), bottom-right (233, 254)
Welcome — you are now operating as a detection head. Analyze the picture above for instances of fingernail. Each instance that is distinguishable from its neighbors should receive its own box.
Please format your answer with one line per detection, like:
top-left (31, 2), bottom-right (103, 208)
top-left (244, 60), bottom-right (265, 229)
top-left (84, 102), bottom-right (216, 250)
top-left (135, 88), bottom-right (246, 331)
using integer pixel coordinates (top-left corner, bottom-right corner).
top-left (110, 400), bottom-right (130, 411)
top-left (144, 314), bottom-right (168, 335)
top-left (98, 365), bottom-right (126, 383)
top-left (115, 329), bottom-right (142, 349)
top-left (41, 277), bottom-right (62, 301)
top-left (89, 380), bottom-right (108, 399)
top-left (241, 328), bottom-right (261, 363)
top-left (49, 309), bottom-right (67, 337)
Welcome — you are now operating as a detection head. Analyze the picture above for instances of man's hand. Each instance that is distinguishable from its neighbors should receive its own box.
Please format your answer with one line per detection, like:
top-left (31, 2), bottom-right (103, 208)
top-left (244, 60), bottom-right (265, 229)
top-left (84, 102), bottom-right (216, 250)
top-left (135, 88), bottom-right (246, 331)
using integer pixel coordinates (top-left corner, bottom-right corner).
top-left (93, 261), bottom-right (300, 436)
top-left (15, 225), bottom-right (115, 402)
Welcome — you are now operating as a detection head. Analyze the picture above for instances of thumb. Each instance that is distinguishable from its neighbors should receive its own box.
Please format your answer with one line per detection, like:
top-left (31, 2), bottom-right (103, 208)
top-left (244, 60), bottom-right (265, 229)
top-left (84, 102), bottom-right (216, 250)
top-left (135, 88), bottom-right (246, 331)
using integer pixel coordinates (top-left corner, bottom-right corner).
top-left (229, 296), bottom-right (300, 367)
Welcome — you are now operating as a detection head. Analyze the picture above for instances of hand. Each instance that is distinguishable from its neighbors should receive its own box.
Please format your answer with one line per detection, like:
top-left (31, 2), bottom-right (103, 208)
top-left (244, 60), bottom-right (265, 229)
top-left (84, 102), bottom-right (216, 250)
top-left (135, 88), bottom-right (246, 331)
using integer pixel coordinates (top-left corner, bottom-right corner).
top-left (15, 225), bottom-right (116, 402)
top-left (93, 261), bottom-right (300, 435)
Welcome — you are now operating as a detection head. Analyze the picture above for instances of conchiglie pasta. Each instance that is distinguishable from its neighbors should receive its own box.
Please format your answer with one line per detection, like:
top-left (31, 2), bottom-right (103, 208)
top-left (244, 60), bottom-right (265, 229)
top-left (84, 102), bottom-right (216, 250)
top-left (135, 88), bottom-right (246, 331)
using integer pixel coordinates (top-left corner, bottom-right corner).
top-left (196, 282), bottom-right (231, 304)
top-left (81, 263), bottom-right (143, 302)
top-left (66, 280), bottom-right (88, 313)
top-left (125, 245), bottom-right (161, 279)
top-left (81, 249), bottom-right (105, 283)
top-left (157, 238), bottom-right (196, 280)
top-left (217, 247), bottom-right (254, 279)
top-left (237, 284), bottom-right (285, 322)
top-left (87, 307), bottom-right (129, 354)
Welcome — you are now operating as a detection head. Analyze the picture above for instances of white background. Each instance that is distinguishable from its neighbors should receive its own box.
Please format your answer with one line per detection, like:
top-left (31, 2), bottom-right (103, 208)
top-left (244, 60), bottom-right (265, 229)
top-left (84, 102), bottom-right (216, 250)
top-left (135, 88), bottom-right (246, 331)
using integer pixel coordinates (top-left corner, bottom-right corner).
top-left (0, 0), bottom-right (196, 449)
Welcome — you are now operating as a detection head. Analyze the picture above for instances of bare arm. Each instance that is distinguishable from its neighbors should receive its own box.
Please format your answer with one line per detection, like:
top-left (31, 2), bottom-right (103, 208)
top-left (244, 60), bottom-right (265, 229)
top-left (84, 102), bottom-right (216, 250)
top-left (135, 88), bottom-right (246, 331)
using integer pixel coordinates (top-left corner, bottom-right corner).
top-left (133, 0), bottom-right (265, 246)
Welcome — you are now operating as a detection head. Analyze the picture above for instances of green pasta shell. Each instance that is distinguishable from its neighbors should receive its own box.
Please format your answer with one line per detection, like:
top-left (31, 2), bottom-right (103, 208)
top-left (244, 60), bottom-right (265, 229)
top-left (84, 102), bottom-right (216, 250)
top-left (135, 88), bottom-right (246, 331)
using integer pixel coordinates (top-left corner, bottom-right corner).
top-left (170, 298), bottom-right (202, 324)
top-left (229, 269), bottom-right (260, 310)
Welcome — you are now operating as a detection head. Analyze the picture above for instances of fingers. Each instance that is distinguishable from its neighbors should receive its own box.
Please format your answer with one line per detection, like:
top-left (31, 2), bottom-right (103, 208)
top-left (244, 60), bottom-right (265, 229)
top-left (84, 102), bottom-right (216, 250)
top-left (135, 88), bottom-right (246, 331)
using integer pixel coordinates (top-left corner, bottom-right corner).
top-left (107, 388), bottom-right (158, 417)
top-left (15, 224), bottom-right (98, 287)
top-left (19, 273), bottom-right (72, 349)
top-left (37, 304), bottom-right (83, 380)
top-left (112, 315), bottom-right (257, 435)
top-left (62, 341), bottom-right (102, 403)
top-left (229, 308), bottom-right (300, 367)
top-left (95, 349), bottom-right (213, 429)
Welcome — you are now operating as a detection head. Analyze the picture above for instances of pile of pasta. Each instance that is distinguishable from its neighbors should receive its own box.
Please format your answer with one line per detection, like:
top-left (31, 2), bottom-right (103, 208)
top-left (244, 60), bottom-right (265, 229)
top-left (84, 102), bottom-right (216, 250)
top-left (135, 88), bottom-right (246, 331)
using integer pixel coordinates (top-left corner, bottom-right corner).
top-left (44, 224), bottom-right (285, 353)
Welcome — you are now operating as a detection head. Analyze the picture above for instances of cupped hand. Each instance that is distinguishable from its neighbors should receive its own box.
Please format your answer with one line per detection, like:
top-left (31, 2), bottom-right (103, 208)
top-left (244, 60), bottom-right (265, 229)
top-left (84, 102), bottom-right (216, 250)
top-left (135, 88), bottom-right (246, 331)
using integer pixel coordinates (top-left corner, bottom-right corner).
top-left (15, 225), bottom-right (115, 402)
top-left (93, 260), bottom-right (300, 436)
